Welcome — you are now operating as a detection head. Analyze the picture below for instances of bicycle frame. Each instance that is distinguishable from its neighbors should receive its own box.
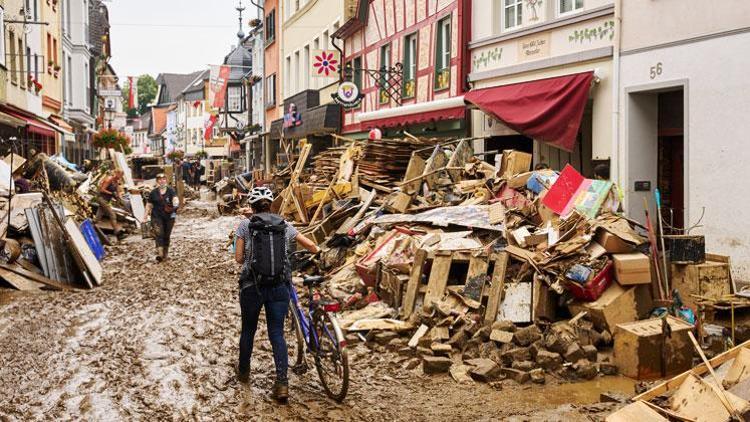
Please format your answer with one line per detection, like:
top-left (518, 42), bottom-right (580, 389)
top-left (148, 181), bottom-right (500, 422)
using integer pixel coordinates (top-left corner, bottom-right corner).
top-left (288, 283), bottom-right (341, 353)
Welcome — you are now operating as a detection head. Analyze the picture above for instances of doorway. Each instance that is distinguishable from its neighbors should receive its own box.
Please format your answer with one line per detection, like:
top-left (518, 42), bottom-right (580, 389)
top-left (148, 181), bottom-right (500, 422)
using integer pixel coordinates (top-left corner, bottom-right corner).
top-left (625, 83), bottom-right (687, 228)
top-left (657, 90), bottom-right (685, 231)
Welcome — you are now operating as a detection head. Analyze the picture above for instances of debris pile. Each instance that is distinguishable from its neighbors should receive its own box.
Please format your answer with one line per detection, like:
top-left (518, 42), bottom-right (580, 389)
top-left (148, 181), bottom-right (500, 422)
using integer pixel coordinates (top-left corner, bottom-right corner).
top-left (249, 133), bottom-right (737, 388)
top-left (0, 148), bottom-right (164, 291)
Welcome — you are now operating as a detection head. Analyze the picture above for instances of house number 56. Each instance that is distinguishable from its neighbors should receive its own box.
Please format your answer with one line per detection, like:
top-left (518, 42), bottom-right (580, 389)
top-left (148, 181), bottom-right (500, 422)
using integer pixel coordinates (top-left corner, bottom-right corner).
top-left (650, 62), bottom-right (663, 79)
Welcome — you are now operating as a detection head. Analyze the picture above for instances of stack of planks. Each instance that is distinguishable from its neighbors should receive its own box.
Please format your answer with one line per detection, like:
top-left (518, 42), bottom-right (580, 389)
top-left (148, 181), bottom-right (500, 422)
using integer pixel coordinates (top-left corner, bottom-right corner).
top-left (309, 147), bottom-right (347, 190)
top-left (358, 138), bottom-right (431, 192)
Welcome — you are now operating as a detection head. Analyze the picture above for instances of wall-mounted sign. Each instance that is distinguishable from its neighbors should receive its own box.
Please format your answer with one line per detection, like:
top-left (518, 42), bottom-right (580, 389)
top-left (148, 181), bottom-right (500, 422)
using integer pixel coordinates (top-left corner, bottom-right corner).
top-left (331, 81), bottom-right (362, 108)
top-left (312, 50), bottom-right (340, 78)
top-left (518, 33), bottom-right (550, 62)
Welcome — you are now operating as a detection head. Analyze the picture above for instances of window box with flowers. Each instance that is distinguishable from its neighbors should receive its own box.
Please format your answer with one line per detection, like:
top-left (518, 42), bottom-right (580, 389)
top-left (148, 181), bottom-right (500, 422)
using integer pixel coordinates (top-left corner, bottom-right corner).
top-left (53, 64), bottom-right (61, 78)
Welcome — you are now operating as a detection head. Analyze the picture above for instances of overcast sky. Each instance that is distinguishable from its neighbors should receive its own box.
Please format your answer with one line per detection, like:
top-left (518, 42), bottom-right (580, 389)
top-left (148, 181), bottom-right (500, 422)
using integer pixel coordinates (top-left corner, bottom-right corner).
top-left (108, 0), bottom-right (260, 79)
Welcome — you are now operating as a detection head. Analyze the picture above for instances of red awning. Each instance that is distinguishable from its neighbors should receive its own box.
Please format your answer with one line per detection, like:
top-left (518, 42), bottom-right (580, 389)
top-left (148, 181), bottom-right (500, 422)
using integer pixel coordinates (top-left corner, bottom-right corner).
top-left (1, 107), bottom-right (56, 138)
top-left (464, 71), bottom-right (594, 152)
top-left (361, 105), bottom-right (465, 130)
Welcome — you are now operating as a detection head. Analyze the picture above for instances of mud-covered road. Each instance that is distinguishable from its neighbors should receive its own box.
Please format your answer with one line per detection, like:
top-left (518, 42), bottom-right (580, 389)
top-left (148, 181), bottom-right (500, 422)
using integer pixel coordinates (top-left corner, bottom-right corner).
top-left (0, 202), bottom-right (632, 421)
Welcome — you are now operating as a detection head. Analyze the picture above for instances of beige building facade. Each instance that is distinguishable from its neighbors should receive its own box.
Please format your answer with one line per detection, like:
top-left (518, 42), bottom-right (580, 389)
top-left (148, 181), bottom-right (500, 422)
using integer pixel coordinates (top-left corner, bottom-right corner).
top-left (469, 0), bottom-right (615, 174)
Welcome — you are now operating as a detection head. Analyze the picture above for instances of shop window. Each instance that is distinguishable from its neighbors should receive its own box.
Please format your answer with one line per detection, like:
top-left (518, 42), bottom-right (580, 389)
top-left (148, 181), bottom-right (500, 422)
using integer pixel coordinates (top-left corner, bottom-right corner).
top-left (559, 0), bottom-right (584, 16)
top-left (379, 43), bottom-right (391, 104)
top-left (403, 33), bottom-right (417, 99)
top-left (434, 16), bottom-right (451, 91)
top-left (503, 0), bottom-right (523, 30)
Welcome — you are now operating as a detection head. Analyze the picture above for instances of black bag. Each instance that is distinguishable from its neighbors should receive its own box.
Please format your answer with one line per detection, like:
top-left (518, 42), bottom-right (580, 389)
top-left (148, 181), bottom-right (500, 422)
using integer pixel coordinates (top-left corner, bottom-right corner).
top-left (247, 214), bottom-right (288, 286)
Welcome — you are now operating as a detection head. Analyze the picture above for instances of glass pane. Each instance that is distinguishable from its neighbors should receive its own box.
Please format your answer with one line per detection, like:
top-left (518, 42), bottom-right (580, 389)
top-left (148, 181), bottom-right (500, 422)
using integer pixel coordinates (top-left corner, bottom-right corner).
top-left (516, 4), bottom-right (522, 25)
top-left (576, 0), bottom-right (583, 9)
top-left (504, 6), bottom-right (512, 28)
top-left (560, 0), bottom-right (571, 13)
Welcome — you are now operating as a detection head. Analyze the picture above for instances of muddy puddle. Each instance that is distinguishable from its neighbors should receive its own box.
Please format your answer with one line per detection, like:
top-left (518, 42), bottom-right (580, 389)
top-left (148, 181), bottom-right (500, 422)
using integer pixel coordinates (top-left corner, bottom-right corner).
top-left (0, 205), bottom-right (635, 421)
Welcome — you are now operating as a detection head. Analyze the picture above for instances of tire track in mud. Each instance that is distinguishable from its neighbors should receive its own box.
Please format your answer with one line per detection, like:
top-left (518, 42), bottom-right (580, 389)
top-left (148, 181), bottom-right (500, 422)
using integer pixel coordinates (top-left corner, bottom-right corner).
top-left (0, 206), bottom-right (609, 421)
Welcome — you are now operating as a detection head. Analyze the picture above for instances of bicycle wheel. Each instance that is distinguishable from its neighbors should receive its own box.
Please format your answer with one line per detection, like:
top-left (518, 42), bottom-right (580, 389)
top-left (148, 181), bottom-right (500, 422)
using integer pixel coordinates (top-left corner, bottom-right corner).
top-left (312, 310), bottom-right (349, 402)
top-left (285, 300), bottom-right (305, 369)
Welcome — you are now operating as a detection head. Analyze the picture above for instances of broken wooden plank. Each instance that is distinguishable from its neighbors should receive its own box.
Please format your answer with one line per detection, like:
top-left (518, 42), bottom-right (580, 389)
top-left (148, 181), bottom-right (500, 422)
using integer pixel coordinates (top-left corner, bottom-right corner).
top-left (401, 249), bottom-right (427, 319)
top-left (634, 340), bottom-right (750, 402)
top-left (0, 263), bottom-right (71, 291)
top-left (463, 256), bottom-right (488, 302)
top-left (0, 267), bottom-right (42, 291)
top-left (423, 253), bottom-right (453, 311)
top-left (408, 324), bottom-right (429, 348)
top-left (484, 252), bottom-right (509, 324)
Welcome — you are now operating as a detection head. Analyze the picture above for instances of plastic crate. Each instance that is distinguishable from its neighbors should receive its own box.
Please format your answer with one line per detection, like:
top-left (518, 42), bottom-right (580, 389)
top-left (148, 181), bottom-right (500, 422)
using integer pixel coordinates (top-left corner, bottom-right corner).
top-left (567, 261), bottom-right (614, 302)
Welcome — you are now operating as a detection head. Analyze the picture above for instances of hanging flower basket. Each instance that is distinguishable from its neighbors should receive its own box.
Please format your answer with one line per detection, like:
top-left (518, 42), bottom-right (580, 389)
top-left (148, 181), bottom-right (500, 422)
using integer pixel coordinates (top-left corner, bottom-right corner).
top-left (166, 149), bottom-right (185, 161)
top-left (249, 18), bottom-right (261, 28)
top-left (93, 128), bottom-right (132, 153)
top-left (196, 150), bottom-right (208, 159)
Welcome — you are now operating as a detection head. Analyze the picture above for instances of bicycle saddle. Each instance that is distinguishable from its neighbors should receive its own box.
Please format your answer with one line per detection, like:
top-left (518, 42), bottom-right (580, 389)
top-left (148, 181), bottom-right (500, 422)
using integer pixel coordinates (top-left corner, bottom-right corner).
top-left (303, 275), bottom-right (325, 287)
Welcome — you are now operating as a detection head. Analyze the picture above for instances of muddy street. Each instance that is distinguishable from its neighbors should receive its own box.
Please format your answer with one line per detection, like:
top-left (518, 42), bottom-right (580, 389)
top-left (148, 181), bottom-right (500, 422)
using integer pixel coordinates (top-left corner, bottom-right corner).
top-left (0, 204), bottom-right (631, 421)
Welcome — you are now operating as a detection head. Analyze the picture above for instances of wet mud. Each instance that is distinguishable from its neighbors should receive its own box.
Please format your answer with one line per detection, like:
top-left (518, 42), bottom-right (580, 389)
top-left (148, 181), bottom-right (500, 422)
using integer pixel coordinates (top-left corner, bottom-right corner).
top-left (0, 204), bottom-right (633, 421)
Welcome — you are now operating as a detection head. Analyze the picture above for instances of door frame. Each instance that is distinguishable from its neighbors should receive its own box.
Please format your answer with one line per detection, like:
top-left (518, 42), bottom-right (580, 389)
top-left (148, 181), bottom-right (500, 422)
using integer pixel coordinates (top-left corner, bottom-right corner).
top-left (622, 78), bottom-right (689, 226)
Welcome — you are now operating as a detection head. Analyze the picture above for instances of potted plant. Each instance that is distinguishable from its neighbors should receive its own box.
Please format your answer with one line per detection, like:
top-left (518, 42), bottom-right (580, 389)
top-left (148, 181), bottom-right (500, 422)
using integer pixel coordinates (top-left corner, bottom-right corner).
top-left (249, 18), bottom-right (261, 28)
top-left (33, 80), bottom-right (43, 94)
top-left (53, 64), bottom-right (61, 78)
top-left (196, 150), bottom-right (208, 160)
top-left (47, 60), bottom-right (54, 74)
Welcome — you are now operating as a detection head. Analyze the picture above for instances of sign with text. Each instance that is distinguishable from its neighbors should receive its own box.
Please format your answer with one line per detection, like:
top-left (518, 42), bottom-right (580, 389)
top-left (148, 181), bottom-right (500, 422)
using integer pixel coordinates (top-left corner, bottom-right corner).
top-left (312, 50), bottom-right (340, 78)
top-left (518, 33), bottom-right (550, 62)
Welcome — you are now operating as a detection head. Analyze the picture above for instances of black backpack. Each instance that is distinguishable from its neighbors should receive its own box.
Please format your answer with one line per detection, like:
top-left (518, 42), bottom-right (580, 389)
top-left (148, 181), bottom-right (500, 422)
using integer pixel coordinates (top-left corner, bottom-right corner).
top-left (247, 213), bottom-right (288, 286)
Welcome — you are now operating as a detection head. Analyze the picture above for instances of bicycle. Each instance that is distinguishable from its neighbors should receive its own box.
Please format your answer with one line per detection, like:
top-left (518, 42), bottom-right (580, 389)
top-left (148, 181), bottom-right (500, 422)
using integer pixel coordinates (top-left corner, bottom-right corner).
top-left (284, 251), bottom-right (349, 402)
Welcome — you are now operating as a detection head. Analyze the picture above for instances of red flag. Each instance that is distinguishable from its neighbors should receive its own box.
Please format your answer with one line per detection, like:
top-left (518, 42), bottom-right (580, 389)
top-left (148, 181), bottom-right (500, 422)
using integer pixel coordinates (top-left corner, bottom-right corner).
top-left (208, 65), bottom-right (231, 109)
top-left (204, 114), bottom-right (218, 141)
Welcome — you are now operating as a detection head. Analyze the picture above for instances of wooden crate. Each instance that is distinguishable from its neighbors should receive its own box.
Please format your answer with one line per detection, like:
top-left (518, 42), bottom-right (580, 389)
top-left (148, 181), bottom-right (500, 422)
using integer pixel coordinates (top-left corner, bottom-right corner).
top-left (671, 255), bottom-right (732, 311)
top-left (400, 249), bottom-right (510, 323)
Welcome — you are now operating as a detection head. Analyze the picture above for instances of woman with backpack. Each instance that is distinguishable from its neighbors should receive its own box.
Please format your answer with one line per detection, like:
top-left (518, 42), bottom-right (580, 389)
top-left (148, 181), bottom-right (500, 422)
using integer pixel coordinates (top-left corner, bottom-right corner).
top-left (145, 173), bottom-right (179, 262)
top-left (234, 186), bottom-right (320, 402)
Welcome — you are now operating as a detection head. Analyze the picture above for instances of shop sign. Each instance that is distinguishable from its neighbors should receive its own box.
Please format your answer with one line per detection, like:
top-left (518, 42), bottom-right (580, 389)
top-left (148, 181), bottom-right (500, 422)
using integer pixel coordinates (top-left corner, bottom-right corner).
top-left (332, 81), bottom-right (362, 108)
top-left (518, 33), bottom-right (550, 62)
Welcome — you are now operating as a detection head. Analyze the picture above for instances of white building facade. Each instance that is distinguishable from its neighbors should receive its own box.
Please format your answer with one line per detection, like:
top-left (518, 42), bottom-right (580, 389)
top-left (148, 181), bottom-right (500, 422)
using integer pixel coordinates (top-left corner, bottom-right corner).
top-left (61, 0), bottom-right (94, 134)
top-left (618, 0), bottom-right (750, 279)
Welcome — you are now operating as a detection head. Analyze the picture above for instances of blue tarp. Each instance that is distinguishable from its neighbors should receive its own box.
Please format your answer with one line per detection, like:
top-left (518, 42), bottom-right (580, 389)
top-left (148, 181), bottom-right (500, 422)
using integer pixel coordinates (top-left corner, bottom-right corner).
top-left (80, 219), bottom-right (105, 261)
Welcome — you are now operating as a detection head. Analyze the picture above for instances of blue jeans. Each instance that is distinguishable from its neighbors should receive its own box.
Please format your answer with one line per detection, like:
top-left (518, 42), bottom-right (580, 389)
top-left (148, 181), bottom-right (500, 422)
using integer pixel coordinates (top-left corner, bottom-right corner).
top-left (238, 283), bottom-right (290, 384)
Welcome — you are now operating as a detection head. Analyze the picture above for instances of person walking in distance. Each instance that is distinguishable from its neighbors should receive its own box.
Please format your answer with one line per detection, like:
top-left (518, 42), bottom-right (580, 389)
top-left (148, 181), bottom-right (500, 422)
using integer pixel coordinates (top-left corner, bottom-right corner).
top-left (145, 173), bottom-right (178, 262)
top-left (234, 186), bottom-right (321, 402)
top-left (96, 169), bottom-right (124, 237)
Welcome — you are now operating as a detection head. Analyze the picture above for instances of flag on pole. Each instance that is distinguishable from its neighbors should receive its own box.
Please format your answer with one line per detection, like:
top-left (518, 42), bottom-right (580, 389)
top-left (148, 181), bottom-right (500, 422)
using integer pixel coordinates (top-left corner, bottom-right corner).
top-left (208, 65), bottom-right (231, 110)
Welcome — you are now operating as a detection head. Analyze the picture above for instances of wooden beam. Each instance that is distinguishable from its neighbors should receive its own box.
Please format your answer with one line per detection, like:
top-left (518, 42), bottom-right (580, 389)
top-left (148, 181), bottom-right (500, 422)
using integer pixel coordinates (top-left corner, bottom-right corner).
top-left (484, 252), bottom-right (509, 324)
top-left (402, 249), bottom-right (427, 319)
top-left (423, 253), bottom-right (453, 311)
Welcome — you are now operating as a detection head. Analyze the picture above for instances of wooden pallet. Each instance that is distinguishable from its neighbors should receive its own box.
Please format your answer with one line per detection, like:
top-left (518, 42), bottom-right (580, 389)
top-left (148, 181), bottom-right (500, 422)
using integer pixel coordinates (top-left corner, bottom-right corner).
top-left (400, 249), bottom-right (509, 322)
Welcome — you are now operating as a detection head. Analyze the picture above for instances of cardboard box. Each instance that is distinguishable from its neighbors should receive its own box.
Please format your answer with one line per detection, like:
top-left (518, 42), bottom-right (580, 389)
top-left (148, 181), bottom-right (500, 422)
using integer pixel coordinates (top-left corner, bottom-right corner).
top-left (595, 228), bottom-right (635, 254)
top-left (499, 150), bottom-right (532, 179)
top-left (614, 316), bottom-right (694, 380)
top-left (613, 253), bottom-right (652, 285)
top-left (568, 283), bottom-right (638, 332)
